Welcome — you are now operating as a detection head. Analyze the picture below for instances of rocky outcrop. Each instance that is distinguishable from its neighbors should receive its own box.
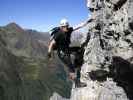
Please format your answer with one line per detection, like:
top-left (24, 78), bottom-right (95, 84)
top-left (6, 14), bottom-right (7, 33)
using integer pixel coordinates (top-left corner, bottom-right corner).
top-left (70, 0), bottom-right (133, 100)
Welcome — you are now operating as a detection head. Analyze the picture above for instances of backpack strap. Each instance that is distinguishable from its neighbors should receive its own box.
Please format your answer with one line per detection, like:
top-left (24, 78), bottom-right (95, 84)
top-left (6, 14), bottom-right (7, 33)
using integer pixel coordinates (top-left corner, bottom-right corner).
top-left (49, 27), bottom-right (60, 36)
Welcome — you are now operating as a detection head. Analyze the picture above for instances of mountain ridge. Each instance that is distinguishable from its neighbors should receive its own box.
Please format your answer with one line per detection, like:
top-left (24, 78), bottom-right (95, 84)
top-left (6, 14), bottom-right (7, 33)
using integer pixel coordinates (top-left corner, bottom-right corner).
top-left (0, 22), bottom-right (72, 100)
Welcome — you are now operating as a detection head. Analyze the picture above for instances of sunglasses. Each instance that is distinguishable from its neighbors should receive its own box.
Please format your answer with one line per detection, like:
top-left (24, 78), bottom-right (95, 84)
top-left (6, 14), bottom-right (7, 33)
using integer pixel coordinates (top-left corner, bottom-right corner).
top-left (61, 26), bottom-right (69, 28)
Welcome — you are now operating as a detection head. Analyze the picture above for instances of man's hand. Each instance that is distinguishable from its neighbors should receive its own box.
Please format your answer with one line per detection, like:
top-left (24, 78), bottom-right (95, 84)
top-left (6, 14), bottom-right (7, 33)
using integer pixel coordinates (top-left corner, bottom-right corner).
top-left (47, 39), bottom-right (56, 60)
top-left (47, 52), bottom-right (52, 59)
top-left (69, 72), bottom-right (76, 81)
top-left (87, 18), bottom-right (94, 23)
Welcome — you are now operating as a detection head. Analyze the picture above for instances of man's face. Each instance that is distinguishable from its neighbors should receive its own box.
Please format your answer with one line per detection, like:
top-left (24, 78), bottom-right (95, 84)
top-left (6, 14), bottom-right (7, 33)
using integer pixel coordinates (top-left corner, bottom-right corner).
top-left (61, 26), bottom-right (69, 32)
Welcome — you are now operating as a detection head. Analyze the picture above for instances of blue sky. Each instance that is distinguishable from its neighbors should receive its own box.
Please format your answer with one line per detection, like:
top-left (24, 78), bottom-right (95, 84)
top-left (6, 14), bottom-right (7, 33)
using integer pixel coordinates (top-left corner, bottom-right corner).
top-left (0, 0), bottom-right (89, 31)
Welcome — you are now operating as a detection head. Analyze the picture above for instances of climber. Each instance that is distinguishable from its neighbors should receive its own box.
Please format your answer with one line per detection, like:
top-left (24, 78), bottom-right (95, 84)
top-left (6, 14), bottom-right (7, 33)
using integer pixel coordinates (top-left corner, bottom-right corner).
top-left (48, 18), bottom-right (93, 87)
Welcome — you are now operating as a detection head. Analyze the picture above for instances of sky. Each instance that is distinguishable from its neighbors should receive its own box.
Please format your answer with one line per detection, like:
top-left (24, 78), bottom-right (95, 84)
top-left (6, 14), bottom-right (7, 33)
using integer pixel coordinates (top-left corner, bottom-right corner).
top-left (0, 0), bottom-right (89, 32)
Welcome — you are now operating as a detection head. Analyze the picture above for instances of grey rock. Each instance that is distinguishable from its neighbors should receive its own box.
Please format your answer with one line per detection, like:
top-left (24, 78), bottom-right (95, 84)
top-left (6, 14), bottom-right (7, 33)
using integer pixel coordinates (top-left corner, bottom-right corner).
top-left (50, 92), bottom-right (69, 100)
top-left (70, 0), bottom-right (133, 100)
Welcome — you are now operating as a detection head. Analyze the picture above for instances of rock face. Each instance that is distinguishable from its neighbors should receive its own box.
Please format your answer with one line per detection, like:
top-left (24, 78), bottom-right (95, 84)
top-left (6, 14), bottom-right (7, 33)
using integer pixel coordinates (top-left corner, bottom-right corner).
top-left (70, 0), bottom-right (133, 100)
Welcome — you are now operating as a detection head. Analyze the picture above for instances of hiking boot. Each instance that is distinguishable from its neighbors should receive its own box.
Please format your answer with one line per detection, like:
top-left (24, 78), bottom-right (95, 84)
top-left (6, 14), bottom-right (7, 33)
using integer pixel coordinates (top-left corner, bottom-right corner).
top-left (75, 79), bottom-right (87, 88)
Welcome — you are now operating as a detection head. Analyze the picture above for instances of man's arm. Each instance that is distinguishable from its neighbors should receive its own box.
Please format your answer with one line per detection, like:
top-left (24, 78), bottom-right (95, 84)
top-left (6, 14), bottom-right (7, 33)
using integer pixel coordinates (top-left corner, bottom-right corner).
top-left (73, 18), bottom-right (93, 31)
top-left (48, 39), bottom-right (56, 58)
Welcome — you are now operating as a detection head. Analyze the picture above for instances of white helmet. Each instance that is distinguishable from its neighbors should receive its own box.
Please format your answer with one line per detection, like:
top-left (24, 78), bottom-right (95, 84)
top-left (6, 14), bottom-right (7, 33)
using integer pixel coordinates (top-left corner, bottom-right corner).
top-left (60, 19), bottom-right (69, 27)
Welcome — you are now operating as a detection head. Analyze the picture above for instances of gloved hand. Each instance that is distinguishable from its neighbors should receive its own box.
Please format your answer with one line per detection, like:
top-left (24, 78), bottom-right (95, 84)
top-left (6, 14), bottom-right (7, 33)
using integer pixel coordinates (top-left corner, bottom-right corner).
top-left (47, 52), bottom-right (52, 59)
top-left (87, 18), bottom-right (94, 23)
top-left (69, 72), bottom-right (76, 81)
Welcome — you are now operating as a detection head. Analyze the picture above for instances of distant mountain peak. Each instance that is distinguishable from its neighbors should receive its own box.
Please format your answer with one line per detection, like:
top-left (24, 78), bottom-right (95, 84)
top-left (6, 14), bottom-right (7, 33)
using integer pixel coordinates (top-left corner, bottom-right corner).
top-left (7, 22), bottom-right (17, 25)
top-left (7, 22), bottom-right (20, 28)
top-left (6, 22), bottom-right (24, 33)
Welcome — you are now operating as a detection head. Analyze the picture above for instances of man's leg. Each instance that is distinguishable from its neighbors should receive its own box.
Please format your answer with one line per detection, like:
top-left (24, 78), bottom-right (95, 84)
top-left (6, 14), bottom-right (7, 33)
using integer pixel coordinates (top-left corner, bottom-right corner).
top-left (74, 68), bottom-right (87, 88)
top-left (57, 50), bottom-right (76, 80)
top-left (69, 47), bottom-right (87, 87)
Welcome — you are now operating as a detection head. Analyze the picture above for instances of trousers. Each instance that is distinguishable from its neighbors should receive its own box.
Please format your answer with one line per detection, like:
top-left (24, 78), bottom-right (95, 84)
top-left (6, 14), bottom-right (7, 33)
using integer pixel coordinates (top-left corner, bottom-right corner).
top-left (57, 46), bottom-right (84, 79)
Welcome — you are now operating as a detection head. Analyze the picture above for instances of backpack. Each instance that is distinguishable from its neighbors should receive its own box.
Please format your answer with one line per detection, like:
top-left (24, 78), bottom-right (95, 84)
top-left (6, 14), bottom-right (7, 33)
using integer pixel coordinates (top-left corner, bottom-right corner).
top-left (48, 27), bottom-right (60, 50)
top-left (49, 27), bottom-right (60, 40)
